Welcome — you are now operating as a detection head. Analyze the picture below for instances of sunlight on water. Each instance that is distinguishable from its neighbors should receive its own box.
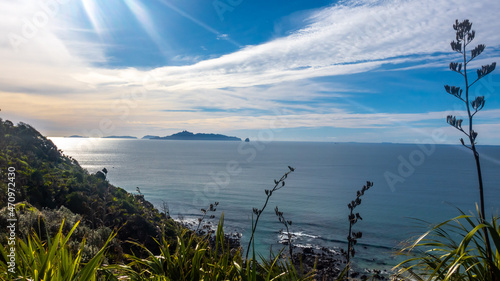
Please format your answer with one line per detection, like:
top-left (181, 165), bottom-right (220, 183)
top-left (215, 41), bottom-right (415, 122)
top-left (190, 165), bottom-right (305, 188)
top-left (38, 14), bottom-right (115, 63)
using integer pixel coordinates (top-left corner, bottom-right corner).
top-left (49, 137), bottom-right (500, 268)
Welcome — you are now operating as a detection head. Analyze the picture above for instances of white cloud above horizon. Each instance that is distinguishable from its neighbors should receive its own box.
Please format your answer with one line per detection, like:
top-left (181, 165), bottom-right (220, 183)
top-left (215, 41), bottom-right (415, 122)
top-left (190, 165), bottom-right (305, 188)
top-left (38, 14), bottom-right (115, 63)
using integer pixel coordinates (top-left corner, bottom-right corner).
top-left (1, 0), bottom-right (499, 142)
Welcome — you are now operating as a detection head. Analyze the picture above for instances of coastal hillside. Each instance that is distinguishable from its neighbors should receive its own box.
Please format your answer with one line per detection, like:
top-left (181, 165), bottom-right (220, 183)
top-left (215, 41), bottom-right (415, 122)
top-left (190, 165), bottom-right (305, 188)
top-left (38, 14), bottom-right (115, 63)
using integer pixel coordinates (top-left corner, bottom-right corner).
top-left (0, 119), bottom-right (320, 280)
top-left (0, 119), bottom-right (181, 259)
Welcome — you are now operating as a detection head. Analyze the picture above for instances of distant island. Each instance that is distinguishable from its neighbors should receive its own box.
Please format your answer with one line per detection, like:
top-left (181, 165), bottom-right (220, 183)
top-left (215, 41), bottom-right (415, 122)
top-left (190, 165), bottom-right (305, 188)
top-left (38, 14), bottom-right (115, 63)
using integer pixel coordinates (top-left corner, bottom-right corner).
top-left (148, 131), bottom-right (241, 141)
top-left (142, 135), bottom-right (160, 139)
top-left (64, 135), bottom-right (138, 139)
top-left (102, 136), bottom-right (137, 139)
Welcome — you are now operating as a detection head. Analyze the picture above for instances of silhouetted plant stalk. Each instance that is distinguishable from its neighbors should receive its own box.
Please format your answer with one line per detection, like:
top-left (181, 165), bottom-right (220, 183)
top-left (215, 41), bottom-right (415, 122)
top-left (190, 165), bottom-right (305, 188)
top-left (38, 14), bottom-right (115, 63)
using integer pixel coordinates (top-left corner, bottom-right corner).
top-left (342, 181), bottom-right (373, 280)
top-left (245, 166), bottom-right (295, 261)
top-left (444, 19), bottom-right (496, 267)
top-left (161, 200), bottom-right (170, 219)
top-left (195, 201), bottom-right (219, 235)
top-left (275, 206), bottom-right (293, 257)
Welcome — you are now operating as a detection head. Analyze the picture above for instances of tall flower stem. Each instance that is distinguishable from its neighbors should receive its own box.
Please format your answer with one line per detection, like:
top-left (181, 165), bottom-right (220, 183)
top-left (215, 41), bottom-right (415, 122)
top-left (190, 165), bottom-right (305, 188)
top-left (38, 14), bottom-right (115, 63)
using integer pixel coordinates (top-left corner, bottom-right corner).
top-left (445, 19), bottom-right (496, 278)
top-left (245, 166), bottom-right (294, 262)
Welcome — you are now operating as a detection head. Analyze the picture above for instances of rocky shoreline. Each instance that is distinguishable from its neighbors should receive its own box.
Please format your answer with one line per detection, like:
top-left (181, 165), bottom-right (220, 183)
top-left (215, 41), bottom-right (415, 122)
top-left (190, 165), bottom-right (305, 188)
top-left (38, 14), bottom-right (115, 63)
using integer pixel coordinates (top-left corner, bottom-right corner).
top-left (180, 219), bottom-right (393, 280)
top-left (290, 246), bottom-right (392, 280)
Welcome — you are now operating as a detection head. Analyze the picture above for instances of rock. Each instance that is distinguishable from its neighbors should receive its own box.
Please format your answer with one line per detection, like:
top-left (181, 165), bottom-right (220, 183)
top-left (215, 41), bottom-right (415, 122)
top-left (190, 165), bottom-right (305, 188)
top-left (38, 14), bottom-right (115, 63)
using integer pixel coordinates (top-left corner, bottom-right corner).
top-left (290, 246), bottom-right (392, 281)
top-left (303, 247), bottom-right (314, 254)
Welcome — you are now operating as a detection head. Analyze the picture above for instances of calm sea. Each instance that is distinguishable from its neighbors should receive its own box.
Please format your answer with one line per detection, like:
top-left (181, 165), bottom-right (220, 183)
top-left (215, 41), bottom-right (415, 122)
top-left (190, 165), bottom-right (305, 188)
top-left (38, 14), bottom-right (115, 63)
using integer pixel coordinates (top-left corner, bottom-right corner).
top-left (50, 138), bottom-right (500, 269)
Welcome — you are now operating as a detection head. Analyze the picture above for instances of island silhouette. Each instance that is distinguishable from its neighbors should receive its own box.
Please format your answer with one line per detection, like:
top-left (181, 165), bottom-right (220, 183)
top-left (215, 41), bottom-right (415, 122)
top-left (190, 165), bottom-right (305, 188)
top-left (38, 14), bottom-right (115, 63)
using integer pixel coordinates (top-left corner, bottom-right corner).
top-left (146, 130), bottom-right (242, 141)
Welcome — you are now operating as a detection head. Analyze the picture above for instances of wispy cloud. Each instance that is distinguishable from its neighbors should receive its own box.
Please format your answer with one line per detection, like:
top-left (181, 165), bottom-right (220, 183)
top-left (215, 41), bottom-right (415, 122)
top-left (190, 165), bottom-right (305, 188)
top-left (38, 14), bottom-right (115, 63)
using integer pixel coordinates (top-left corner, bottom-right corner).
top-left (72, 0), bottom-right (500, 90)
top-left (216, 33), bottom-right (229, 40)
top-left (1, 0), bottom-right (499, 141)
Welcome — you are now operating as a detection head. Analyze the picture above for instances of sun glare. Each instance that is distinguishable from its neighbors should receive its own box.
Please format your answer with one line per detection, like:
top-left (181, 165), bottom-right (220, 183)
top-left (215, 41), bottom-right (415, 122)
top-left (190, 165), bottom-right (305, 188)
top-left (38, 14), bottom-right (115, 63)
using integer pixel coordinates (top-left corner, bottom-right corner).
top-left (123, 0), bottom-right (168, 50)
top-left (81, 0), bottom-right (171, 56)
top-left (81, 0), bottom-right (106, 37)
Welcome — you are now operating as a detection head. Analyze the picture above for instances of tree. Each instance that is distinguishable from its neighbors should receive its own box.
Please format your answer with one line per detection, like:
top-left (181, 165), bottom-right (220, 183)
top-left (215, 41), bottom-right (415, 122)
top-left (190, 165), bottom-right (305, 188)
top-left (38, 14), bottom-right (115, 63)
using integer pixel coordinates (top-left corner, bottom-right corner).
top-left (444, 18), bottom-right (496, 273)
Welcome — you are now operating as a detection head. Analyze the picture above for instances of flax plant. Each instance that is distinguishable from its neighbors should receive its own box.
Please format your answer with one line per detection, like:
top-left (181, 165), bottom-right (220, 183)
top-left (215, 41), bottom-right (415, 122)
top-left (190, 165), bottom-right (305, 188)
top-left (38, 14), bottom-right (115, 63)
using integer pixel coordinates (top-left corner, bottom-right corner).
top-left (116, 214), bottom-right (314, 281)
top-left (120, 215), bottom-right (238, 281)
top-left (394, 19), bottom-right (498, 281)
top-left (0, 220), bottom-right (116, 281)
top-left (394, 206), bottom-right (500, 280)
top-left (341, 181), bottom-right (373, 280)
top-left (245, 166), bottom-right (295, 262)
top-left (443, 19), bottom-right (496, 267)
top-left (275, 206), bottom-right (293, 257)
top-left (195, 201), bottom-right (219, 235)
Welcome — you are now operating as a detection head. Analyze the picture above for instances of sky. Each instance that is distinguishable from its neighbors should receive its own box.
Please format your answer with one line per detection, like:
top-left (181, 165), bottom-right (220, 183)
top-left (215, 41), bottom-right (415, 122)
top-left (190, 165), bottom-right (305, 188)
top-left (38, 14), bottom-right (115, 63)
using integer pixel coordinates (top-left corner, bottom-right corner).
top-left (1, 0), bottom-right (500, 143)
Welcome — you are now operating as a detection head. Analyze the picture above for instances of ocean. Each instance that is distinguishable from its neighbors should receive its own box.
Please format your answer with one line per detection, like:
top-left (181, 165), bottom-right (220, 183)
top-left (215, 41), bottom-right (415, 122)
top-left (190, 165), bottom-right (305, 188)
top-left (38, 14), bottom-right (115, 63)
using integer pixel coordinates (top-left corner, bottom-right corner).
top-left (50, 138), bottom-right (500, 269)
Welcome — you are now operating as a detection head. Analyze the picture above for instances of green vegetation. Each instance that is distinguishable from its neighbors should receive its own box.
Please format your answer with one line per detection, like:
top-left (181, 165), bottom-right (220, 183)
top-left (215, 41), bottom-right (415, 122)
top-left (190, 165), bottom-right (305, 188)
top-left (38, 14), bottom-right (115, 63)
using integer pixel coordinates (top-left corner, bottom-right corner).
top-left (394, 19), bottom-right (499, 281)
top-left (0, 215), bottom-right (315, 280)
top-left (0, 19), bottom-right (497, 281)
top-left (394, 207), bottom-right (500, 280)
top-left (114, 215), bottom-right (314, 281)
top-left (443, 19), bottom-right (496, 259)
top-left (0, 220), bottom-right (117, 280)
top-left (0, 119), bottom-right (318, 280)
top-left (0, 119), bottom-right (180, 260)
top-left (0, 119), bottom-right (181, 279)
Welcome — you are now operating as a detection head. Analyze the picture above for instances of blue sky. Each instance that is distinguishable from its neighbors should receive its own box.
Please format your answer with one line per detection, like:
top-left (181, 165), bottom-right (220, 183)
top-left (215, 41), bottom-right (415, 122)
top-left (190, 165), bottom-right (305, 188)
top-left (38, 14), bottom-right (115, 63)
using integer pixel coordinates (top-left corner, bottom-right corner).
top-left (1, 0), bottom-right (500, 143)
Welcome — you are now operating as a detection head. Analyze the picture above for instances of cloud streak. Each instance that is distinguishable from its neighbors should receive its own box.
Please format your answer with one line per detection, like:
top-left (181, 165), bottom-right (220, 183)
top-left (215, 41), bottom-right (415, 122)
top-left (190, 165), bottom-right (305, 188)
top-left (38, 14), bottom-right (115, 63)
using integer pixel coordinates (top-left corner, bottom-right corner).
top-left (1, 0), bottom-right (499, 141)
top-left (84, 0), bottom-right (500, 90)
